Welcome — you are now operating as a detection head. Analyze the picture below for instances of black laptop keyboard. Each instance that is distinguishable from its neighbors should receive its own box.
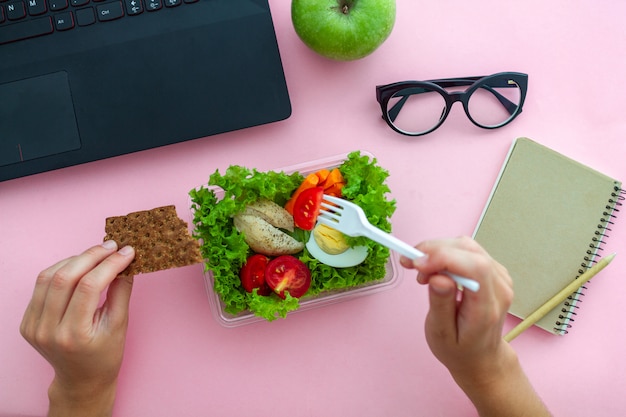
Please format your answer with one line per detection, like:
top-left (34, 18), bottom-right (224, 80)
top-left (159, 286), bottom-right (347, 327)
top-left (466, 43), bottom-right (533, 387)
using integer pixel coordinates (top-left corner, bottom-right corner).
top-left (0, 0), bottom-right (198, 45)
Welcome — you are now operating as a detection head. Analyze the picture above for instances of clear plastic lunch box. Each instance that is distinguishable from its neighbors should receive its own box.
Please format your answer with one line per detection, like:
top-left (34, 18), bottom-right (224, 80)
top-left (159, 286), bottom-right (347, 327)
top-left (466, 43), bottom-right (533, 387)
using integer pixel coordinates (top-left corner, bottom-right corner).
top-left (193, 151), bottom-right (402, 327)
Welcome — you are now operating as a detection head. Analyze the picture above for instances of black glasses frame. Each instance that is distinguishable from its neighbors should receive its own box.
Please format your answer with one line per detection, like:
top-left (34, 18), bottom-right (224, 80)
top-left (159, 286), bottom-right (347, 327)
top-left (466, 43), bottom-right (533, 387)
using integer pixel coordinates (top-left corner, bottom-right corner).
top-left (376, 72), bottom-right (528, 136)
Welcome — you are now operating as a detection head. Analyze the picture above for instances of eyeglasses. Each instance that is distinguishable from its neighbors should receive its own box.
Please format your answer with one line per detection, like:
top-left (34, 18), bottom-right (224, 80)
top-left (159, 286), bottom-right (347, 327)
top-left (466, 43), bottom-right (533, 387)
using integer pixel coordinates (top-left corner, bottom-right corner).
top-left (376, 72), bottom-right (528, 136)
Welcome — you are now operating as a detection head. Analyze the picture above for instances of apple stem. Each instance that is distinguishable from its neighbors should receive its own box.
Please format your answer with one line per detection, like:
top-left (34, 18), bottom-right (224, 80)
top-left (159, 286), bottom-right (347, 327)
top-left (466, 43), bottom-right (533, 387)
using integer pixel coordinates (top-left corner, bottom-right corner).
top-left (338, 0), bottom-right (355, 15)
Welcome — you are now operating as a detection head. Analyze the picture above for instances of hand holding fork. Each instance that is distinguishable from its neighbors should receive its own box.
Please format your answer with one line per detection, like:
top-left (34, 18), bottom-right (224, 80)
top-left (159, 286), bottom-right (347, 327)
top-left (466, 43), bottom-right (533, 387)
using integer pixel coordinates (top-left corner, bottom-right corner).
top-left (316, 195), bottom-right (480, 292)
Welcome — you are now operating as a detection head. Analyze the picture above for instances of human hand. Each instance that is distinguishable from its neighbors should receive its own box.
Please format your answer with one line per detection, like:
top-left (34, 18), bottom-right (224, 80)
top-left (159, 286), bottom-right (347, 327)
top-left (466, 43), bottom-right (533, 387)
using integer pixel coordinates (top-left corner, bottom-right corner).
top-left (20, 241), bottom-right (135, 417)
top-left (400, 236), bottom-right (514, 385)
top-left (401, 237), bottom-right (551, 417)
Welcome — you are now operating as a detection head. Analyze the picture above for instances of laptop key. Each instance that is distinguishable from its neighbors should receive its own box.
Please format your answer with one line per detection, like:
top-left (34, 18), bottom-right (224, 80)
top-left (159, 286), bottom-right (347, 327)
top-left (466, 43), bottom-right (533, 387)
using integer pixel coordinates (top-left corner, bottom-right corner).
top-left (54, 11), bottom-right (73, 30)
top-left (0, 15), bottom-right (53, 44)
top-left (49, 0), bottom-right (68, 11)
top-left (124, 0), bottom-right (142, 15)
top-left (96, 1), bottom-right (123, 21)
top-left (6, 1), bottom-right (26, 20)
top-left (75, 6), bottom-right (94, 25)
top-left (145, 0), bottom-right (160, 11)
top-left (27, 0), bottom-right (46, 15)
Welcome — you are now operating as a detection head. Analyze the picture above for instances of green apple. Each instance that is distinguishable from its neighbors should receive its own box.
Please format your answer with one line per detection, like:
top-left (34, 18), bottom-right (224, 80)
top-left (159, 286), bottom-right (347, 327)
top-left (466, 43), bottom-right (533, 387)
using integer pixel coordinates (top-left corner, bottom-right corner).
top-left (291, 0), bottom-right (396, 61)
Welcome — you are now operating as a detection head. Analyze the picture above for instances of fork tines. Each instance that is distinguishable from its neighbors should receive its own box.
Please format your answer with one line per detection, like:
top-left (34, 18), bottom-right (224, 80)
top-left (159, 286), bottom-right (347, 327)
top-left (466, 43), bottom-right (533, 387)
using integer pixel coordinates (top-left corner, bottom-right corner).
top-left (317, 195), bottom-right (343, 223)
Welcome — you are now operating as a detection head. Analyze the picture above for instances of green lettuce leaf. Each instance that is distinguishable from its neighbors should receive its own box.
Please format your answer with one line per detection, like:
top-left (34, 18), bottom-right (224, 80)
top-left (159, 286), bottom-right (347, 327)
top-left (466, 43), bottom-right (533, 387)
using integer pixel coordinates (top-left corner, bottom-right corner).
top-left (190, 151), bottom-right (396, 321)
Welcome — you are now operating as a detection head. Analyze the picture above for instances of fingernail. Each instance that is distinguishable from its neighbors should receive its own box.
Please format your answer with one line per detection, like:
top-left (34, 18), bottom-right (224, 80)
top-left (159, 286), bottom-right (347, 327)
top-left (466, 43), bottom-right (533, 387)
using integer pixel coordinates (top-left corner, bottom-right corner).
top-left (430, 282), bottom-right (452, 295)
top-left (102, 240), bottom-right (117, 250)
top-left (412, 254), bottom-right (429, 268)
top-left (118, 245), bottom-right (134, 256)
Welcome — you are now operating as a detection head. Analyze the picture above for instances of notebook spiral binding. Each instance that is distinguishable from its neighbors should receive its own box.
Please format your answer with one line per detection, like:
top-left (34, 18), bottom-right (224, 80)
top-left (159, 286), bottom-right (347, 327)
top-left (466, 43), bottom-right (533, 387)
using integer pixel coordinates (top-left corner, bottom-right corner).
top-left (554, 185), bottom-right (624, 334)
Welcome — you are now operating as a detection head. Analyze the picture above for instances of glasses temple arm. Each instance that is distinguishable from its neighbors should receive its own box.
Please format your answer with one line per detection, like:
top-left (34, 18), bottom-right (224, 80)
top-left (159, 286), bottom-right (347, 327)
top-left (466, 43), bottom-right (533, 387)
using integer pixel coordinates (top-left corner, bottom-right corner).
top-left (387, 94), bottom-right (411, 122)
top-left (480, 86), bottom-right (520, 115)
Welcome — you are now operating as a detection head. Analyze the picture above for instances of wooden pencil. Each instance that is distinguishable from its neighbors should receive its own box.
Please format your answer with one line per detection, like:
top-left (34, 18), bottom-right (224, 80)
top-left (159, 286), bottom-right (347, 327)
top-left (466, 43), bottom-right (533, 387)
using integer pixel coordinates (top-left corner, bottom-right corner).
top-left (504, 253), bottom-right (617, 342)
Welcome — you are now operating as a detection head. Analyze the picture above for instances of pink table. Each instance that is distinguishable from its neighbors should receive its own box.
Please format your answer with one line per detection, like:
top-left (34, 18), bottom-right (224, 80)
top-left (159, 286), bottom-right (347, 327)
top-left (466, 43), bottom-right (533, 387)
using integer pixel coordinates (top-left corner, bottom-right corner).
top-left (2, 1), bottom-right (626, 416)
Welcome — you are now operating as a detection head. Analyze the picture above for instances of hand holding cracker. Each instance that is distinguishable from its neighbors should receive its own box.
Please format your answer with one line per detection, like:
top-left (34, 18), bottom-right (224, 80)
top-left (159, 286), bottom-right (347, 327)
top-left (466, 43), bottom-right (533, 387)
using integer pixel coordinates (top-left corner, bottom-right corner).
top-left (20, 241), bottom-right (135, 417)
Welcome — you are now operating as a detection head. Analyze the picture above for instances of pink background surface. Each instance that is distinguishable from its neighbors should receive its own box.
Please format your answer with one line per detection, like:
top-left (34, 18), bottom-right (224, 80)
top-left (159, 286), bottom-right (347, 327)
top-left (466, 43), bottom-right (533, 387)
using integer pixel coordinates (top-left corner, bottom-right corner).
top-left (2, 1), bottom-right (626, 416)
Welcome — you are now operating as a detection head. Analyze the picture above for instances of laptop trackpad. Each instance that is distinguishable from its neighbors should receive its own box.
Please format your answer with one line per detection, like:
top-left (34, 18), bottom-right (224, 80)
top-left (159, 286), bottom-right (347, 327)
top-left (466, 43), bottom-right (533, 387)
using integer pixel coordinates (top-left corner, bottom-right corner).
top-left (0, 71), bottom-right (81, 167)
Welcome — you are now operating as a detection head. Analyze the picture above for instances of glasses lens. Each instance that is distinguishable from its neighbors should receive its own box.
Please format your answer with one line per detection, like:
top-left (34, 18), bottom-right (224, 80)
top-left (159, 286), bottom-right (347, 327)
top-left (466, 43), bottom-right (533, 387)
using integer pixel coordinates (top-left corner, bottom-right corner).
top-left (467, 80), bottom-right (522, 127)
top-left (386, 87), bottom-right (447, 135)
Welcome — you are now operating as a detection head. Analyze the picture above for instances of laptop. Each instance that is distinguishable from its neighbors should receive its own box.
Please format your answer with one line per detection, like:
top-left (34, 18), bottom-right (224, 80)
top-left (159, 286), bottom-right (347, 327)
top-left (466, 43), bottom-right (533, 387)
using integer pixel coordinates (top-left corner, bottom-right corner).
top-left (0, 0), bottom-right (291, 182)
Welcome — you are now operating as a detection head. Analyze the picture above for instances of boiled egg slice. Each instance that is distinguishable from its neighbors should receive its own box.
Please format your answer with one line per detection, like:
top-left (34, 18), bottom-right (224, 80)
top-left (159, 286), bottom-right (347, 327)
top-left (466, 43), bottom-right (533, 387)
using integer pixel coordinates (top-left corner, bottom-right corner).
top-left (305, 223), bottom-right (368, 268)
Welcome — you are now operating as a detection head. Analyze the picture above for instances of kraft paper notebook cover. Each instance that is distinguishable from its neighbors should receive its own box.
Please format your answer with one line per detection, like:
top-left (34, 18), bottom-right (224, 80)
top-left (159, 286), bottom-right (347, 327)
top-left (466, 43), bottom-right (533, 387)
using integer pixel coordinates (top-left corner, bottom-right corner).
top-left (473, 137), bottom-right (623, 335)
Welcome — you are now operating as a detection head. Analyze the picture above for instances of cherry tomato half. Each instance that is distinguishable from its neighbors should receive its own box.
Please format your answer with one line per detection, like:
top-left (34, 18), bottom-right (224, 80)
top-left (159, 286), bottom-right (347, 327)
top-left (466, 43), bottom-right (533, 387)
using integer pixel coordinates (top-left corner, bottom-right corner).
top-left (240, 254), bottom-right (272, 296)
top-left (265, 255), bottom-right (311, 299)
top-left (293, 186), bottom-right (324, 231)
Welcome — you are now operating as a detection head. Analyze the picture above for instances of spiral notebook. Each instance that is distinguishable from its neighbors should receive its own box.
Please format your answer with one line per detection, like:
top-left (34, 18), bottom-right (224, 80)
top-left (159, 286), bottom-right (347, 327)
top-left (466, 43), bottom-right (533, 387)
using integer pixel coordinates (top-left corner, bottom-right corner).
top-left (473, 137), bottom-right (623, 335)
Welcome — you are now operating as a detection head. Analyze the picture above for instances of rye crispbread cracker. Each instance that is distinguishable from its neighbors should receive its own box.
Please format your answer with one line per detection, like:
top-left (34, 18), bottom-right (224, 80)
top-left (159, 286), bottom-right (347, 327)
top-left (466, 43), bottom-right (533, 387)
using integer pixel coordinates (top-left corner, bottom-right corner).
top-left (104, 205), bottom-right (203, 276)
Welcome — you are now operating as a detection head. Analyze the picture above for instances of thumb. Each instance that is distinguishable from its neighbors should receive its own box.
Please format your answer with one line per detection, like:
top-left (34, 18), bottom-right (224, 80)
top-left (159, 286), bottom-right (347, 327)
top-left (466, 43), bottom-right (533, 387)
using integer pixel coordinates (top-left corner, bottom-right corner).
top-left (425, 275), bottom-right (458, 341)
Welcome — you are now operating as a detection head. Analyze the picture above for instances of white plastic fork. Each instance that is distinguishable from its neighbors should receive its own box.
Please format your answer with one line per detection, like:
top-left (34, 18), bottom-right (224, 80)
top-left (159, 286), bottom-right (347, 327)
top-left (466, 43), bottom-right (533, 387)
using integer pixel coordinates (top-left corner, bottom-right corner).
top-left (317, 195), bottom-right (480, 292)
